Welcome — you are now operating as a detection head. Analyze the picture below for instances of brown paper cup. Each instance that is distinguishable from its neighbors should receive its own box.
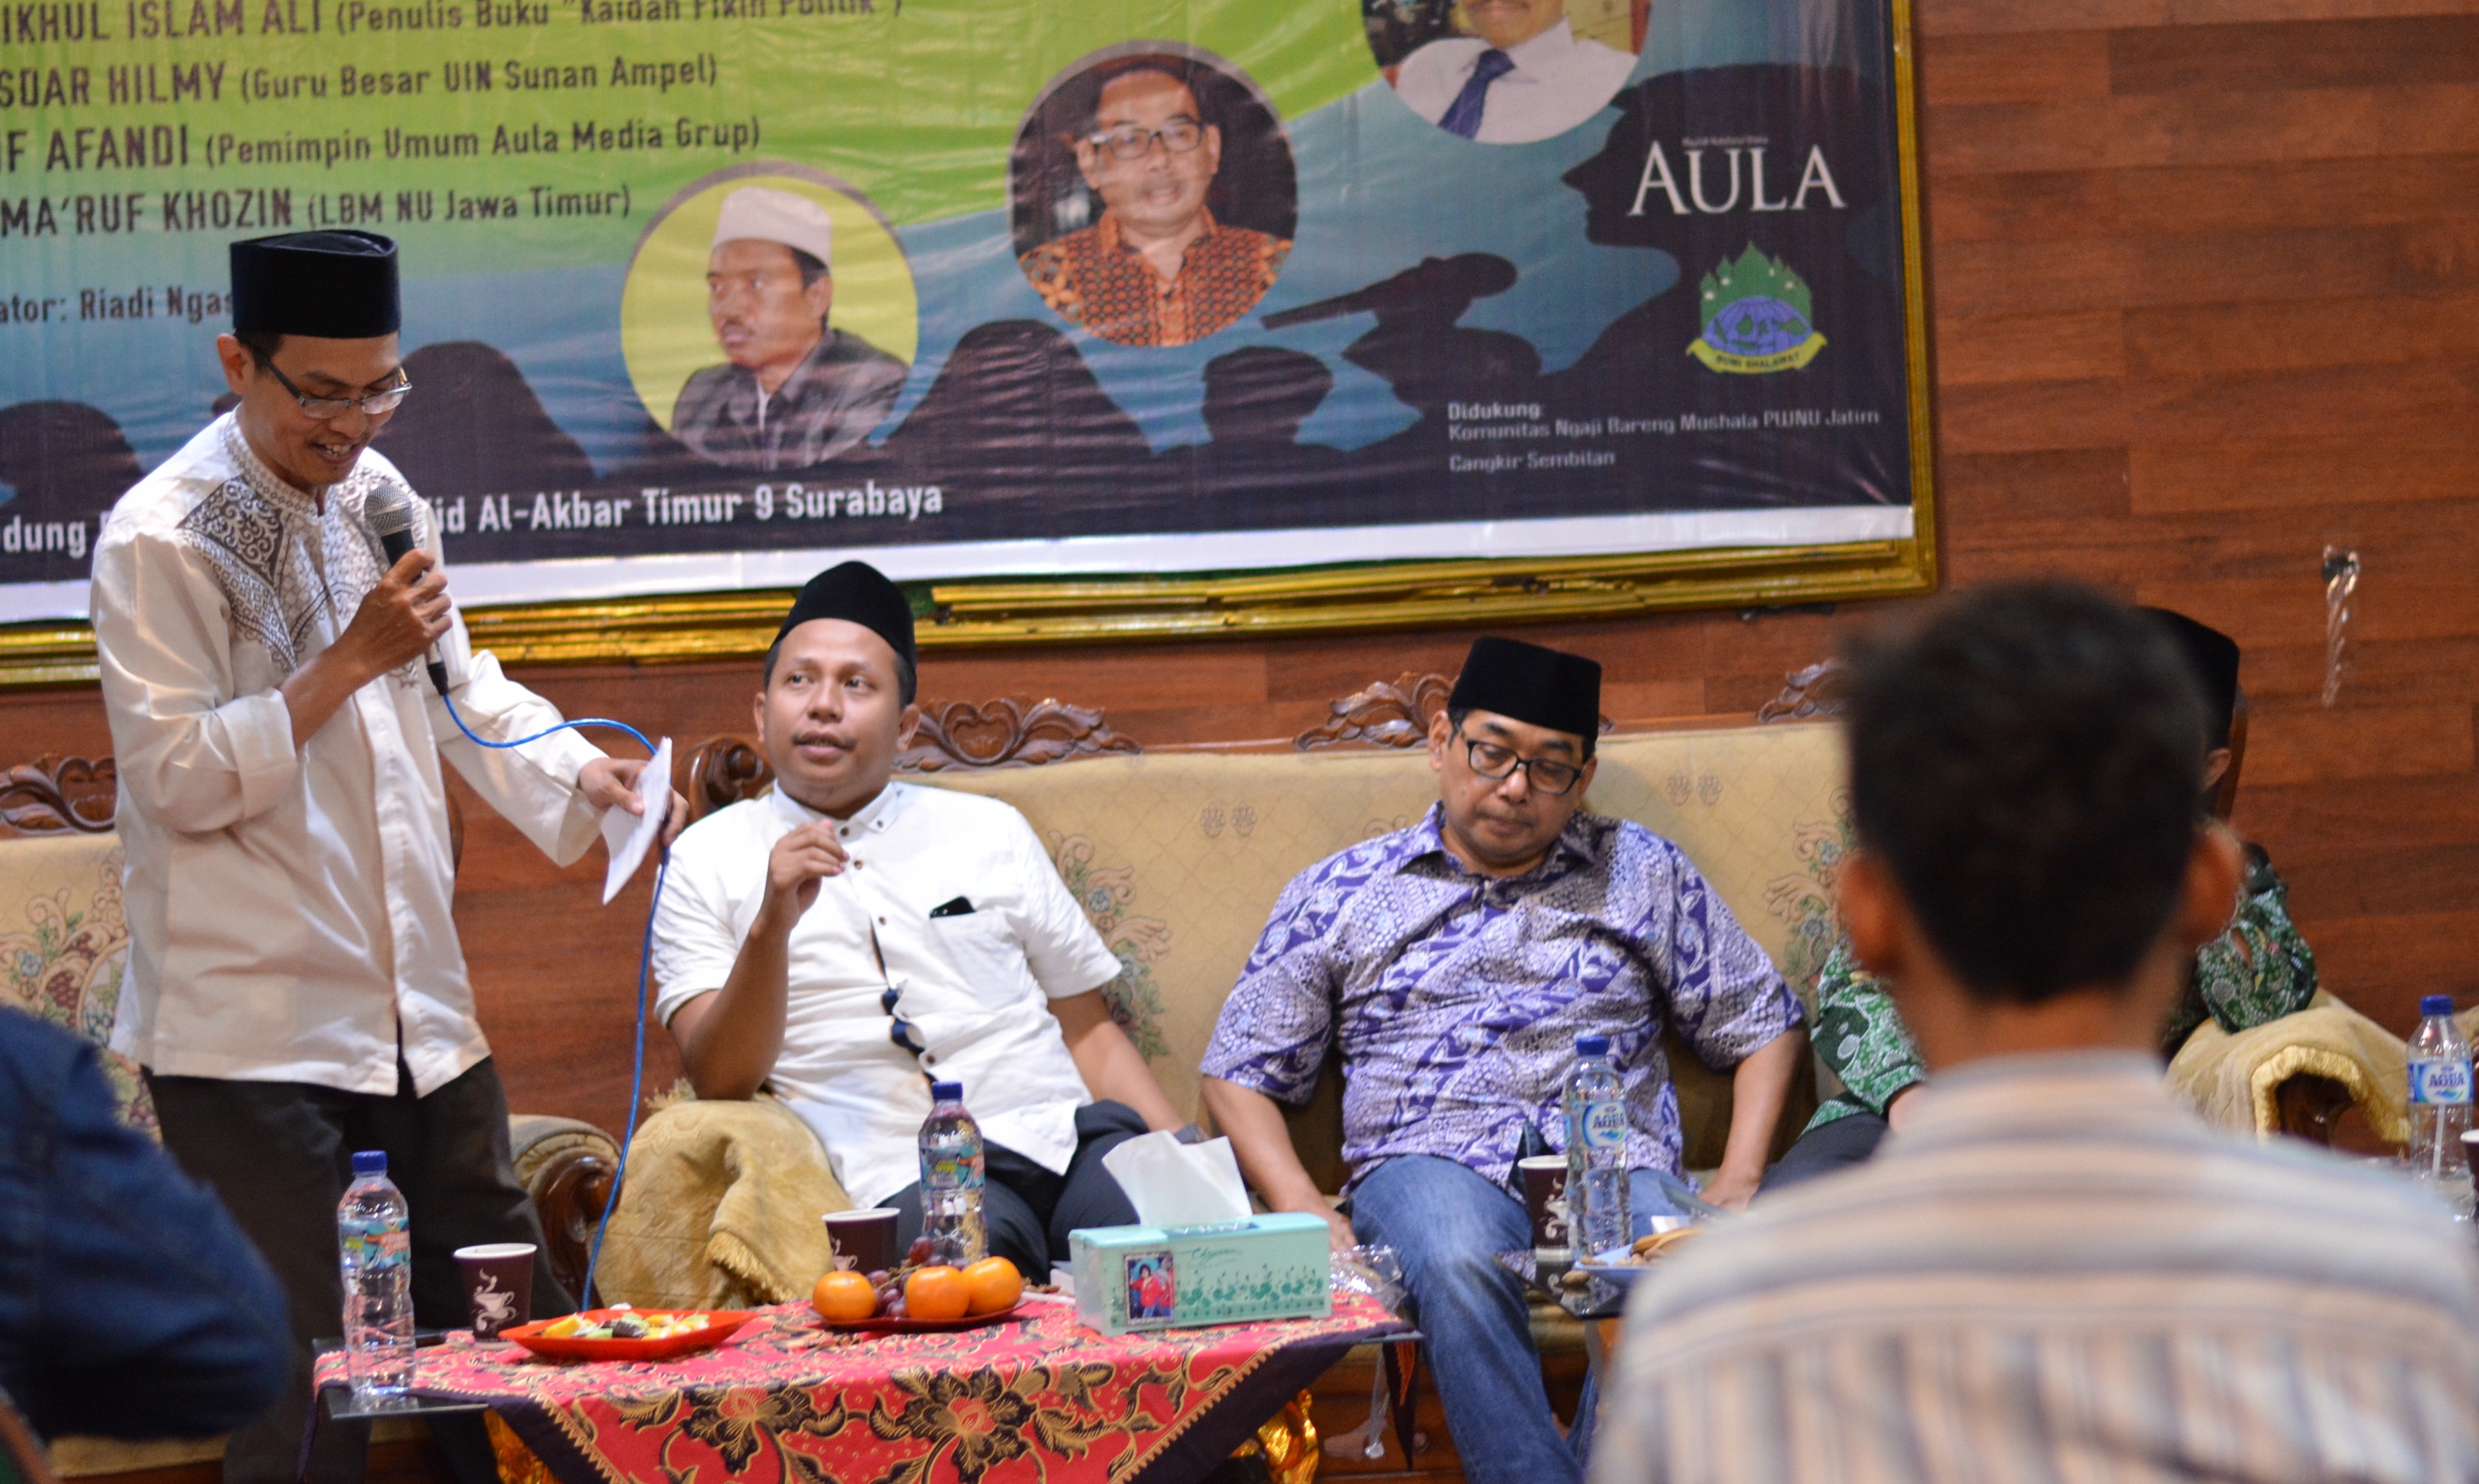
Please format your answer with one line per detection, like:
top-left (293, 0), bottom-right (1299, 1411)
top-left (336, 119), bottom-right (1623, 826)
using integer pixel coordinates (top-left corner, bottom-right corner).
top-left (823, 1208), bottom-right (900, 1274)
top-left (455, 1243), bottom-right (536, 1339)
top-left (1518, 1156), bottom-right (1572, 1264)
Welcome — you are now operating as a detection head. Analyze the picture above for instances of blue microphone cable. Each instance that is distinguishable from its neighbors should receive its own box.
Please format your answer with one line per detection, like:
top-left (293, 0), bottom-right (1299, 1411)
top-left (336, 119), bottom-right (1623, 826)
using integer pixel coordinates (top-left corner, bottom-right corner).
top-left (439, 691), bottom-right (663, 1309)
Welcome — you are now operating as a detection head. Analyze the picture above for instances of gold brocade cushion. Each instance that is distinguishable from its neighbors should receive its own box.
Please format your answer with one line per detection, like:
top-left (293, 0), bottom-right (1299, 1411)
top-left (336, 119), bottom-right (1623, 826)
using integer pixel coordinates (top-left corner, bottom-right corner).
top-left (0, 831), bottom-right (152, 1134)
top-left (927, 722), bottom-right (1854, 1165)
top-left (2167, 990), bottom-right (2476, 1145)
top-left (597, 1096), bottom-right (855, 1309)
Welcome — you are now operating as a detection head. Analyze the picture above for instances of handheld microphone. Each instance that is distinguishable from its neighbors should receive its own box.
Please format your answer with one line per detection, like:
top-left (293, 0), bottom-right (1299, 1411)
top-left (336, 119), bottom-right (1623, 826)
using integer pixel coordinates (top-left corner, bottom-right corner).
top-left (362, 484), bottom-right (451, 696)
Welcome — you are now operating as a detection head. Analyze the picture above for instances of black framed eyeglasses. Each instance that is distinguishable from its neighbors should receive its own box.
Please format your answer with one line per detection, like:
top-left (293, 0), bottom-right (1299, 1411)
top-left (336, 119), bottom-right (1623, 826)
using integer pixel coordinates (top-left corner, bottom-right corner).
top-left (1084, 116), bottom-right (1205, 162)
top-left (252, 350), bottom-right (412, 420)
top-left (1456, 725), bottom-right (1584, 796)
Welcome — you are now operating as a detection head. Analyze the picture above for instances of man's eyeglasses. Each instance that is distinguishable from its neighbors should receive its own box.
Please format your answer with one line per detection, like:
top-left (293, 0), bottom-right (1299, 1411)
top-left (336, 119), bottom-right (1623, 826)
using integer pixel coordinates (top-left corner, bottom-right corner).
top-left (1456, 725), bottom-right (1585, 796)
top-left (252, 351), bottom-right (412, 420)
top-left (1083, 117), bottom-right (1206, 162)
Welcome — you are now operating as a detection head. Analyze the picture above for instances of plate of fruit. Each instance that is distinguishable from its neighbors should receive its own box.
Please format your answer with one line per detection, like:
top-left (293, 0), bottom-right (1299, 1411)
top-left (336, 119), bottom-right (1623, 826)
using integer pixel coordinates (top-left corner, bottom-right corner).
top-left (813, 1243), bottom-right (1027, 1333)
top-left (501, 1305), bottom-right (756, 1361)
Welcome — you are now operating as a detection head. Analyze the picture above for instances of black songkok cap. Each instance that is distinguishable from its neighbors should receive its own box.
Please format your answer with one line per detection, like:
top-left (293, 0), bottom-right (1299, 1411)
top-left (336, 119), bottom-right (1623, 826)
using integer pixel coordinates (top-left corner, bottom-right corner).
top-left (1447, 636), bottom-right (1603, 743)
top-left (777, 560), bottom-right (916, 666)
top-left (2141, 607), bottom-right (2242, 749)
top-left (230, 231), bottom-right (402, 339)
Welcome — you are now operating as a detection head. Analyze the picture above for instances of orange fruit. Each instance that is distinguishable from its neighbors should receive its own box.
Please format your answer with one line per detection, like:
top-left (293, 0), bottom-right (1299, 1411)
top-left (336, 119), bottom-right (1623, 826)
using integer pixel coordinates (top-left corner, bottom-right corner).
top-left (963, 1257), bottom-right (1023, 1316)
top-left (813, 1269), bottom-right (879, 1323)
top-left (904, 1265), bottom-right (970, 1322)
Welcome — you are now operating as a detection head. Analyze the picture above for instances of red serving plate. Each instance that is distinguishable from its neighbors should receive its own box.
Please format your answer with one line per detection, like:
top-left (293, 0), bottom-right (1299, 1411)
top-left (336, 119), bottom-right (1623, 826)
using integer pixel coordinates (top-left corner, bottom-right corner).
top-left (813, 1301), bottom-right (1029, 1334)
top-left (501, 1308), bottom-right (757, 1361)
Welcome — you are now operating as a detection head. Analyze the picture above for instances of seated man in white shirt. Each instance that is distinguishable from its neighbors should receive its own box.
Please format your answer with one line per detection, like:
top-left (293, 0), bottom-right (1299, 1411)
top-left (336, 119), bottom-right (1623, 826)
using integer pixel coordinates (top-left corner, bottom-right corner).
top-left (1393, 0), bottom-right (1637, 144)
top-left (651, 561), bottom-right (1189, 1273)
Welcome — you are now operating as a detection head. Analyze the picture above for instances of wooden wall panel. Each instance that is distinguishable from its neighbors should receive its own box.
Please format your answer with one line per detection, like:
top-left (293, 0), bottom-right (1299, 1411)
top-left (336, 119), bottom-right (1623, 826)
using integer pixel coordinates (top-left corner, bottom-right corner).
top-left (6, 0), bottom-right (2477, 1138)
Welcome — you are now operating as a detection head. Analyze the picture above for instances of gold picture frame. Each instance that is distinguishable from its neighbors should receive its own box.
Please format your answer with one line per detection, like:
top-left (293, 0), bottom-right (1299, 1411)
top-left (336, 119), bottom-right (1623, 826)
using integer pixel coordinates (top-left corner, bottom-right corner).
top-left (0, 0), bottom-right (1936, 691)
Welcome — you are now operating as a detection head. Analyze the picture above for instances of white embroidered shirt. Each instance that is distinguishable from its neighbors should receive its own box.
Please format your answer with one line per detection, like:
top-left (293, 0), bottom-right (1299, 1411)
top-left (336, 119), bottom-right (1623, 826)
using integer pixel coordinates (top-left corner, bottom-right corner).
top-left (92, 414), bottom-right (609, 1096)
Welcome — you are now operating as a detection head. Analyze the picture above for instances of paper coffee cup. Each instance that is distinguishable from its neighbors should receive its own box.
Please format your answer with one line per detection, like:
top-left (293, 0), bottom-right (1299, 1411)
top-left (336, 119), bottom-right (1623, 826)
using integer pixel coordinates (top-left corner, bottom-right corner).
top-left (455, 1243), bottom-right (536, 1340)
top-left (1517, 1155), bottom-right (1571, 1264)
top-left (822, 1207), bottom-right (901, 1275)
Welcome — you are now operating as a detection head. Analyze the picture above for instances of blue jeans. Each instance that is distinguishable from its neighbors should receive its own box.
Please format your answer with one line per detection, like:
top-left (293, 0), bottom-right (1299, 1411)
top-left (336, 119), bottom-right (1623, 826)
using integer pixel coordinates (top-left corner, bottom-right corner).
top-left (1348, 1155), bottom-right (1693, 1484)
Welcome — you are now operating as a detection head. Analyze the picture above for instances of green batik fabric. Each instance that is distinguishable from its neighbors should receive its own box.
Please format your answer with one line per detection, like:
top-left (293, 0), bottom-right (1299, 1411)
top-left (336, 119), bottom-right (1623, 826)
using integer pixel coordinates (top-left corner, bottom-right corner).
top-left (1804, 937), bottom-right (1925, 1132)
top-left (2160, 845), bottom-right (2319, 1053)
top-left (1798, 849), bottom-right (2316, 1135)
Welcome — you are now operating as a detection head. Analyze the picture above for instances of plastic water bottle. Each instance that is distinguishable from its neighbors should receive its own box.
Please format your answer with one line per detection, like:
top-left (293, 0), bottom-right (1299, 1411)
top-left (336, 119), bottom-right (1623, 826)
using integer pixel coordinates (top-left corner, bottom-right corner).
top-left (919, 1081), bottom-right (987, 1265)
top-left (2408, 995), bottom-right (2474, 1219)
top-left (338, 1150), bottom-right (415, 1409)
top-left (1563, 1035), bottom-right (1630, 1261)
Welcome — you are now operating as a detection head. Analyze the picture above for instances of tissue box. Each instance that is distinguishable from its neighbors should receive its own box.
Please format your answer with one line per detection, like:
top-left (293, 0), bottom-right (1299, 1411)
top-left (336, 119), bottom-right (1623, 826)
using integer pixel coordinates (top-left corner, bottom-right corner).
top-left (1069, 1214), bottom-right (1332, 1335)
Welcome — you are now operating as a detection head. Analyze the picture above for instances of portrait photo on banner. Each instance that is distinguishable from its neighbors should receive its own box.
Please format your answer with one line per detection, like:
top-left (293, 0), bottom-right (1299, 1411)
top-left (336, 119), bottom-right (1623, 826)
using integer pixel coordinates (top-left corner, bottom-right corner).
top-left (0, 0), bottom-right (1934, 656)
top-left (1009, 46), bottom-right (1300, 351)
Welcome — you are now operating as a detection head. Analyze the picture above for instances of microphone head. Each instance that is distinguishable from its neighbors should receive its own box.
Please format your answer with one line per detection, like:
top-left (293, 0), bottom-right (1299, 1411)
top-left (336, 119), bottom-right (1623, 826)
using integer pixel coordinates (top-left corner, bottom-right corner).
top-left (363, 483), bottom-right (415, 539)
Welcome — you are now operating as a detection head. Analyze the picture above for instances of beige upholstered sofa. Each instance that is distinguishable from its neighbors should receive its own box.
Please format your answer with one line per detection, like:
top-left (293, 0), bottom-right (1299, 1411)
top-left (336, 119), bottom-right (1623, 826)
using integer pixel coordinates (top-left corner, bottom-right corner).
top-left (593, 693), bottom-right (2430, 1313)
top-left (599, 714), bottom-right (1852, 1308)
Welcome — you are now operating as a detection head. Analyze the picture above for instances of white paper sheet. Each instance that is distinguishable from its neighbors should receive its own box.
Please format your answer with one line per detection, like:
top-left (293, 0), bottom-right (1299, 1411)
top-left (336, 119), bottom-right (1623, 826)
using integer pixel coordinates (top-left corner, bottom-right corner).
top-left (600, 735), bottom-right (672, 905)
top-left (1101, 1131), bottom-right (1252, 1228)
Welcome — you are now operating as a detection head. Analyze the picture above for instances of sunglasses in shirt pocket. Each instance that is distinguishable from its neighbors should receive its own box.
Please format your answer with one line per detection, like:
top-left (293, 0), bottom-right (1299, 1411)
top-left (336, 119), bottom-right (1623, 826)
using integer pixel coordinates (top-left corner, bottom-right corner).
top-left (927, 910), bottom-right (1040, 1008)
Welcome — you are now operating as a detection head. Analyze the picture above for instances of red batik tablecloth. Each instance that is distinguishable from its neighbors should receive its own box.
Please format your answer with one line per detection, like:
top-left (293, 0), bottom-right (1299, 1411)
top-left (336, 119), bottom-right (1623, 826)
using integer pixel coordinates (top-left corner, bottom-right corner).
top-left (314, 1296), bottom-right (1405, 1484)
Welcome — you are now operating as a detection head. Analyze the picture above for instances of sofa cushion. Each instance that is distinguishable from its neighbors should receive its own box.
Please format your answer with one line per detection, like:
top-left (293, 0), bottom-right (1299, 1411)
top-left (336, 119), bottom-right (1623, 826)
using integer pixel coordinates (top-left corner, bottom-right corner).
top-left (0, 831), bottom-right (152, 1134)
top-left (926, 723), bottom-right (1851, 1167)
top-left (598, 1097), bottom-right (854, 1309)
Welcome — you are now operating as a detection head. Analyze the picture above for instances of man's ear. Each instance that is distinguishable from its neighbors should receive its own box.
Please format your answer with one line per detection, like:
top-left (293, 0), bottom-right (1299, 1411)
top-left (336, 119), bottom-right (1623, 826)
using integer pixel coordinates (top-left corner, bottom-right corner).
top-left (897, 702), bottom-right (923, 754)
top-left (1426, 709), bottom-right (1454, 775)
top-left (215, 333), bottom-right (253, 398)
top-left (1072, 139), bottom-right (1106, 192)
top-left (2175, 825), bottom-right (2245, 953)
top-left (1839, 850), bottom-right (1909, 983)
top-left (751, 689), bottom-right (768, 741)
top-left (2201, 746), bottom-right (2233, 795)
top-left (802, 272), bottom-right (834, 325)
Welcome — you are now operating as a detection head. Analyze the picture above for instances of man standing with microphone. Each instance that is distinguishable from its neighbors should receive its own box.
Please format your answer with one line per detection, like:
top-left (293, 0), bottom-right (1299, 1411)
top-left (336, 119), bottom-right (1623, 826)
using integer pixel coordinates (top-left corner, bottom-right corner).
top-left (89, 230), bottom-right (680, 1483)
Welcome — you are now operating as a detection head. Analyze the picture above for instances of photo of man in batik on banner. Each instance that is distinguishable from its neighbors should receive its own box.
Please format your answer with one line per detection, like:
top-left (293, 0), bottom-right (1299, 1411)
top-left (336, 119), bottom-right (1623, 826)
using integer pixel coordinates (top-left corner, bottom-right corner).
top-left (1010, 45), bottom-right (1299, 350)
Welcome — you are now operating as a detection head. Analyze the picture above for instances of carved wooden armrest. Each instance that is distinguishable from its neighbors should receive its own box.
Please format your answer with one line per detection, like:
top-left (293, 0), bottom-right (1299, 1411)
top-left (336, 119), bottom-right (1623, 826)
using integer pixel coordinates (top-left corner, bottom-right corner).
top-left (0, 754), bottom-right (116, 835)
top-left (510, 1116), bottom-right (619, 1302)
top-left (2273, 1072), bottom-right (2358, 1148)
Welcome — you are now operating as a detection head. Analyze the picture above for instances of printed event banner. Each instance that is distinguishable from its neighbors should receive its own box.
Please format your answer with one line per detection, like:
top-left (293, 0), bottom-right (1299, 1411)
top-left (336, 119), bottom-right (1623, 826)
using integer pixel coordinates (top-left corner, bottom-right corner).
top-left (0, 0), bottom-right (1921, 619)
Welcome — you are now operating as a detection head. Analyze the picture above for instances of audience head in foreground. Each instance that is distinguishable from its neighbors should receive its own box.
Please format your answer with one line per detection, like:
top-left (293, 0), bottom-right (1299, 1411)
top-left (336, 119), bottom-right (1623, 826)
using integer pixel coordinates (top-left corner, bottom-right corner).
top-left (1762, 598), bottom-right (2316, 1193)
top-left (1202, 634), bottom-right (1809, 1484)
top-left (649, 561), bottom-right (1185, 1279)
top-left (1839, 581), bottom-right (2230, 1039)
top-left (1593, 582), bottom-right (2479, 1484)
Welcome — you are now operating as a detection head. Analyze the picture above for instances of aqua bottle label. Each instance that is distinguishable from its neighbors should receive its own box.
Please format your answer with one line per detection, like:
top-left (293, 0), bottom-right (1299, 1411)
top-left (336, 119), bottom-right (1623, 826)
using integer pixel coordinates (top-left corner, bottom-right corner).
top-left (1582, 1099), bottom-right (1628, 1150)
top-left (2410, 1057), bottom-right (2472, 1106)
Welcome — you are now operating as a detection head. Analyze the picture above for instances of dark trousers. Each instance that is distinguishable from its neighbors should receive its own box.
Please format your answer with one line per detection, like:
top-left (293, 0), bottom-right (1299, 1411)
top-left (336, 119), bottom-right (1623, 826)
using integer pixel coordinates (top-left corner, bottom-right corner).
top-left (147, 1057), bottom-right (571, 1484)
top-left (882, 1101), bottom-right (1149, 1275)
top-left (1759, 1110), bottom-right (1890, 1194)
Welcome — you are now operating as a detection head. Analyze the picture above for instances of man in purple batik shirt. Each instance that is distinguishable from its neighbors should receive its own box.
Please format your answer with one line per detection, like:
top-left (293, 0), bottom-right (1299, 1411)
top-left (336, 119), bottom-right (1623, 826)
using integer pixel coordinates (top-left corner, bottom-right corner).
top-left (1201, 635), bottom-right (1807, 1484)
